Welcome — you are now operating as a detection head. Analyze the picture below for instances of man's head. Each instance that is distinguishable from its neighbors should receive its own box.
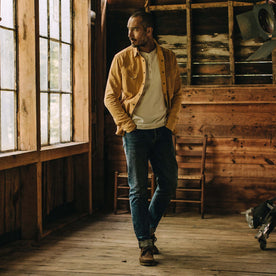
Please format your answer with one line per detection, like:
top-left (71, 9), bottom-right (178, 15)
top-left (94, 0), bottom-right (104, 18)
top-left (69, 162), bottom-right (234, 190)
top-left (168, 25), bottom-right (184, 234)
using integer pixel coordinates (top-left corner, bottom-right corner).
top-left (127, 11), bottom-right (155, 50)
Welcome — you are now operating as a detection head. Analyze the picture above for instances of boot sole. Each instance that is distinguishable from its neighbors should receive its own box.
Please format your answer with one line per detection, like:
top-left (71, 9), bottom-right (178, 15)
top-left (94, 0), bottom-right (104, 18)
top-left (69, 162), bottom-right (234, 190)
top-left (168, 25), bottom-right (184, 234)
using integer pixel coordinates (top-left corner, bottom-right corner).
top-left (139, 260), bottom-right (157, 266)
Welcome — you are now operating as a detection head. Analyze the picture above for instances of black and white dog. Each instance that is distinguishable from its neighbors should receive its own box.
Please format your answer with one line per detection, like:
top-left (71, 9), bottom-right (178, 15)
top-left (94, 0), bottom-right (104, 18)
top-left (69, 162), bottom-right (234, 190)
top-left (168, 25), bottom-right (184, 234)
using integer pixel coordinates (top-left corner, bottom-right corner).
top-left (242, 197), bottom-right (276, 250)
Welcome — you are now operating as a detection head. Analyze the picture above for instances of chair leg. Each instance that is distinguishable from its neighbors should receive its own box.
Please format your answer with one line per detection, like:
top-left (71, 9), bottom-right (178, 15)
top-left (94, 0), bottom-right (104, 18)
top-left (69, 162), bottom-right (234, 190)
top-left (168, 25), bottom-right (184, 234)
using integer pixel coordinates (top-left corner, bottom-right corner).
top-left (201, 176), bottom-right (205, 219)
top-left (114, 171), bottom-right (118, 214)
top-left (172, 201), bottom-right (176, 213)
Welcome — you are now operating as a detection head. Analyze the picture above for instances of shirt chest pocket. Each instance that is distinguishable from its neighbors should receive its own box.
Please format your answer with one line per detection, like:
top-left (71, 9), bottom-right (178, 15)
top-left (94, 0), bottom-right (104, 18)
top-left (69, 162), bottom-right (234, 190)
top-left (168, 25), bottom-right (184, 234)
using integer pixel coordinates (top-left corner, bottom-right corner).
top-left (122, 69), bottom-right (141, 93)
top-left (124, 69), bottom-right (138, 80)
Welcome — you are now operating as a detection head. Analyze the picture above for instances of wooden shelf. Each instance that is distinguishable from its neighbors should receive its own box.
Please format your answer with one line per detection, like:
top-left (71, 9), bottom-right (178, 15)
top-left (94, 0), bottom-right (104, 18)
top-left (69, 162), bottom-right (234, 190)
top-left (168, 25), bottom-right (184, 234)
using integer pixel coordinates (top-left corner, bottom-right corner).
top-left (144, 0), bottom-right (273, 86)
top-left (147, 1), bottom-right (259, 11)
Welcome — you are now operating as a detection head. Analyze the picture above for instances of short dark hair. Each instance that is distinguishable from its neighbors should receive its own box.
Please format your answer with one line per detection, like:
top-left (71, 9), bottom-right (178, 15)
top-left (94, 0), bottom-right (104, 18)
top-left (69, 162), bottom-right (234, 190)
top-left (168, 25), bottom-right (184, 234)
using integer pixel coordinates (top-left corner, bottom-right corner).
top-left (130, 10), bottom-right (155, 30)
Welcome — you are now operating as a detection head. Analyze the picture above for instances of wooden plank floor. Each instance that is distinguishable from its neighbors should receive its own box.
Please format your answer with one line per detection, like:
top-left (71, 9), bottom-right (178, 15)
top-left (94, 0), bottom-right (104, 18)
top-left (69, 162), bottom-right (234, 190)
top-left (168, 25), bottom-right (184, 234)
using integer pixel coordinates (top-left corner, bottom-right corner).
top-left (0, 212), bottom-right (276, 275)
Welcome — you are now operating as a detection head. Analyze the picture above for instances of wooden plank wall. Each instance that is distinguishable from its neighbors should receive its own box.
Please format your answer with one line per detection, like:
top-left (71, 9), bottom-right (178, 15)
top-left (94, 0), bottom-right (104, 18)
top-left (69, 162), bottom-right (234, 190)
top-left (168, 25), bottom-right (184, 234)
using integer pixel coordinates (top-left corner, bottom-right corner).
top-left (0, 166), bottom-right (37, 244)
top-left (105, 89), bottom-right (276, 214)
top-left (0, 169), bottom-right (21, 244)
top-left (41, 154), bottom-right (89, 230)
top-left (0, 154), bottom-right (89, 245)
top-left (181, 87), bottom-right (276, 213)
top-left (105, 0), bottom-right (276, 214)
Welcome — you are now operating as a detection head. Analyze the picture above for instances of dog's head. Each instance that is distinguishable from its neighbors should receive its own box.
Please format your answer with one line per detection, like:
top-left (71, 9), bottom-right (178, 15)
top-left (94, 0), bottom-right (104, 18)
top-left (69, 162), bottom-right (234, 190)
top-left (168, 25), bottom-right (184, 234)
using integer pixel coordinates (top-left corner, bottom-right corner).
top-left (241, 208), bottom-right (254, 228)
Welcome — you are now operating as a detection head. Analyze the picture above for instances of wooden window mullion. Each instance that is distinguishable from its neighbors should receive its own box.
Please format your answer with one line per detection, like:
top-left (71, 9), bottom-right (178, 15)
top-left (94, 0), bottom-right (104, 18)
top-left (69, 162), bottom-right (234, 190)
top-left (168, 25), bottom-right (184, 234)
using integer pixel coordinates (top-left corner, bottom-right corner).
top-left (0, 92), bottom-right (1, 152)
top-left (0, 0), bottom-right (1, 151)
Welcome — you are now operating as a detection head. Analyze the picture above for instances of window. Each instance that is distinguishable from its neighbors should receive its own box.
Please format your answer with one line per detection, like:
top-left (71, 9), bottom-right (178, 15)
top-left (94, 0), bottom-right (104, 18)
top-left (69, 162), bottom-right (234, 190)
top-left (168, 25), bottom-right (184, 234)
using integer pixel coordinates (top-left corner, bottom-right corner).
top-left (0, 0), bottom-right (17, 151)
top-left (39, 0), bottom-right (72, 145)
top-left (0, 0), bottom-right (89, 157)
top-left (0, 0), bottom-right (91, 238)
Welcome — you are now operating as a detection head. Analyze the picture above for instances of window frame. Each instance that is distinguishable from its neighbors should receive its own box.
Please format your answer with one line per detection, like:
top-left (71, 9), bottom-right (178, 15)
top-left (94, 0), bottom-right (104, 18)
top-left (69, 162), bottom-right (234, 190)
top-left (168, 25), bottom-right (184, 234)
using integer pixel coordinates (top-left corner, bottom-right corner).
top-left (0, 0), bottom-right (91, 169)
top-left (0, 0), bottom-right (18, 152)
top-left (39, 0), bottom-right (74, 146)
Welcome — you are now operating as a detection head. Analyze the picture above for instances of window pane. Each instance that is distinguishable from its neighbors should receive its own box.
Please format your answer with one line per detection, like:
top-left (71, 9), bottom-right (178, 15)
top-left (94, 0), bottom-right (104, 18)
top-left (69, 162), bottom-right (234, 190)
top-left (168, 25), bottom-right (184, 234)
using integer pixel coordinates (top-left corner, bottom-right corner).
top-left (50, 0), bottom-right (60, 39)
top-left (39, 0), bottom-right (48, 36)
top-left (61, 0), bottom-right (71, 43)
top-left (41, 93), bottom-right (48, 145)
top-left (61, 44), bottom-right (71, 92)
top-left (61, 94), bottom-right (71, 142)
top-left (1, 91), bottom-right (15, 151)
top-left (0, 29), bottom-right (15, 89)
top-left (50, 93), bottom-right (60, 144)
top-left (40, 0), bottom-right (72, 146)
top-left (50, 41), bottom-right (60, 90)
top-left (0, 0), bottom-right (14, 28)
top-left (40, 38), bottom-right (48, 91)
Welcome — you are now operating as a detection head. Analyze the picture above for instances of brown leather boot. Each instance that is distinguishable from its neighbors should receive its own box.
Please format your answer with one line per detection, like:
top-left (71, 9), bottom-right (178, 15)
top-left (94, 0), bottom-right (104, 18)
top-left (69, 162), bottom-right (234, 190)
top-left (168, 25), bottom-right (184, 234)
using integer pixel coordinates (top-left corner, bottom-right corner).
top-left (139, 246), bottom-right (157, 266)
top-left (151, 234), bottom-right (160, 254)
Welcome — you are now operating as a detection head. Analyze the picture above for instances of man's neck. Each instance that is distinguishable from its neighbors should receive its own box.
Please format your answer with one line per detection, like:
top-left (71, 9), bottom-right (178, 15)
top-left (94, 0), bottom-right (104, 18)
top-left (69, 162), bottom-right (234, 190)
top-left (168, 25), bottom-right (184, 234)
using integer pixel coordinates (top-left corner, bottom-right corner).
top-left (139, 40), bottom-right (156, 53)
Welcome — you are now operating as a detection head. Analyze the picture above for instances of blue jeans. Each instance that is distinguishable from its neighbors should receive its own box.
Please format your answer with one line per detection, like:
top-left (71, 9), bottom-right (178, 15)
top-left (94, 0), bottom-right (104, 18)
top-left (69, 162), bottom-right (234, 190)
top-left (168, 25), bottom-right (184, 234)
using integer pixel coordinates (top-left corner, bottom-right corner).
top-left (123, 126), bottom-right (178, 247)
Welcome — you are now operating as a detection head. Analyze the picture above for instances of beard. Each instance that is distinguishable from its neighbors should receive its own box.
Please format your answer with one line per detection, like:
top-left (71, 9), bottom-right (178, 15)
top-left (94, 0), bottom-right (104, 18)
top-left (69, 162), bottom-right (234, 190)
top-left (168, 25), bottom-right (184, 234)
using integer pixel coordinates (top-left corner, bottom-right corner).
top-left (130, 37), bottom-right (147, 48)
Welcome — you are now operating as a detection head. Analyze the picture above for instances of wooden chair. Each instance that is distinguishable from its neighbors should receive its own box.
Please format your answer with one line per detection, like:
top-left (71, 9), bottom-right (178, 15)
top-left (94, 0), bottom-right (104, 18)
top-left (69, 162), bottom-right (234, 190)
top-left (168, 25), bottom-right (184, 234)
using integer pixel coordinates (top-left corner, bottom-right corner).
top-left (171, 135), bottom-right (208, 218)
top-left (114, 166), bottom-right (155, 214)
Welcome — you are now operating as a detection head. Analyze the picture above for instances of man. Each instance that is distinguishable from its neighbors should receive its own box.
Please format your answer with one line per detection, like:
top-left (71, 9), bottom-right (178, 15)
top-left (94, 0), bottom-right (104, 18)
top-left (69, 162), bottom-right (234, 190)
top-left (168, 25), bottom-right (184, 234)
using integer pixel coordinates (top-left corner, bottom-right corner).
top-left (104, 10), bottom-right (182, 266)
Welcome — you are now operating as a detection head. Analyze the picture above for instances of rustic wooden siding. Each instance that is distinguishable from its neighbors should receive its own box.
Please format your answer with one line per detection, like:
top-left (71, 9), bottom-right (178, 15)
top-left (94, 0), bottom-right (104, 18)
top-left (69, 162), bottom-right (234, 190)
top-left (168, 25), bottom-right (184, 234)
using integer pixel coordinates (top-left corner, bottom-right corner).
top-left (42, 154), bottom-right (89, 230)
top-left (0, 166), bottom-right (37, 244)
top-left (105, 88), bottom-right (276, 214)
top-left (0, 168), bottom-right (21, 244)
top-left (180, 87), bottom-right (276, 213)
top-left (0, 154), bottom-right (89, 245)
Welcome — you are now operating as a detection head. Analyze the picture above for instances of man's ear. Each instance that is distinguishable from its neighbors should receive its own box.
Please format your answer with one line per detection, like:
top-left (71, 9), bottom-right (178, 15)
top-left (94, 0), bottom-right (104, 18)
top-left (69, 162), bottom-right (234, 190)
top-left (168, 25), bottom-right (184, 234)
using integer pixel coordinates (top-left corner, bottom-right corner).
top-left (147, 27), bottom-right (153, 37)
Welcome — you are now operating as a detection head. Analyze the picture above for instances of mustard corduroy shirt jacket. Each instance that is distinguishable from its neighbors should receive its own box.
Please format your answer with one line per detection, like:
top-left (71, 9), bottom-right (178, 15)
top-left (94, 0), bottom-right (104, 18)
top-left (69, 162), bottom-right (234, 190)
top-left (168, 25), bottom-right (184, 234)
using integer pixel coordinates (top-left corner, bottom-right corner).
top-left (104, 40), bottom-right (182, 136)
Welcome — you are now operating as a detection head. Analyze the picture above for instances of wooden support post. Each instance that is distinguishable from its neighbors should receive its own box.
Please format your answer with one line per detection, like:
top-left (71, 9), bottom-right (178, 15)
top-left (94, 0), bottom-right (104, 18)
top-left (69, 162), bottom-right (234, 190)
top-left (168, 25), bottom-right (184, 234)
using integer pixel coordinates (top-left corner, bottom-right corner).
top-left (186, 0), bottom-right (192, 85)
top-left (36, 162), bottom-right (43, 240)
top-left (73, 0), bottom-right (91, 213)
top-left (73, 0), bottom-right (89, 143)
top-left (18, 0), bottom-right (37, 151)
top-left (228, 1), bottom-right (235, 84)
top-left (88, 0), bottom-right (93, 215)
top-left (21, 165), bottom-right (39, 240)
top-left (114, 172), bottom-right (118, 214)
top-left (35, 0), bottom-right (43, 240)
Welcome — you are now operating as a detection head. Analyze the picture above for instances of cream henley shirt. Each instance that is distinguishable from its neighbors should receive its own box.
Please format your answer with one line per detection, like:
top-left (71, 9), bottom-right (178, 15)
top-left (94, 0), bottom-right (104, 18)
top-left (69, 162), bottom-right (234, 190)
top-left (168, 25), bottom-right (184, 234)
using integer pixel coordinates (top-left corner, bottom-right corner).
top-left (132, 48), bottom-right (167, 130)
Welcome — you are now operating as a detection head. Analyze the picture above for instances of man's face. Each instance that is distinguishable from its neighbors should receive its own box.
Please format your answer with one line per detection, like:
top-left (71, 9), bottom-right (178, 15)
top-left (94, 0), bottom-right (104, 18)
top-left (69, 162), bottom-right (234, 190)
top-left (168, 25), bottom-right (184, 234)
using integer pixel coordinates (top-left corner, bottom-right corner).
top-left (127, 16), bottom-right (149, 48)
